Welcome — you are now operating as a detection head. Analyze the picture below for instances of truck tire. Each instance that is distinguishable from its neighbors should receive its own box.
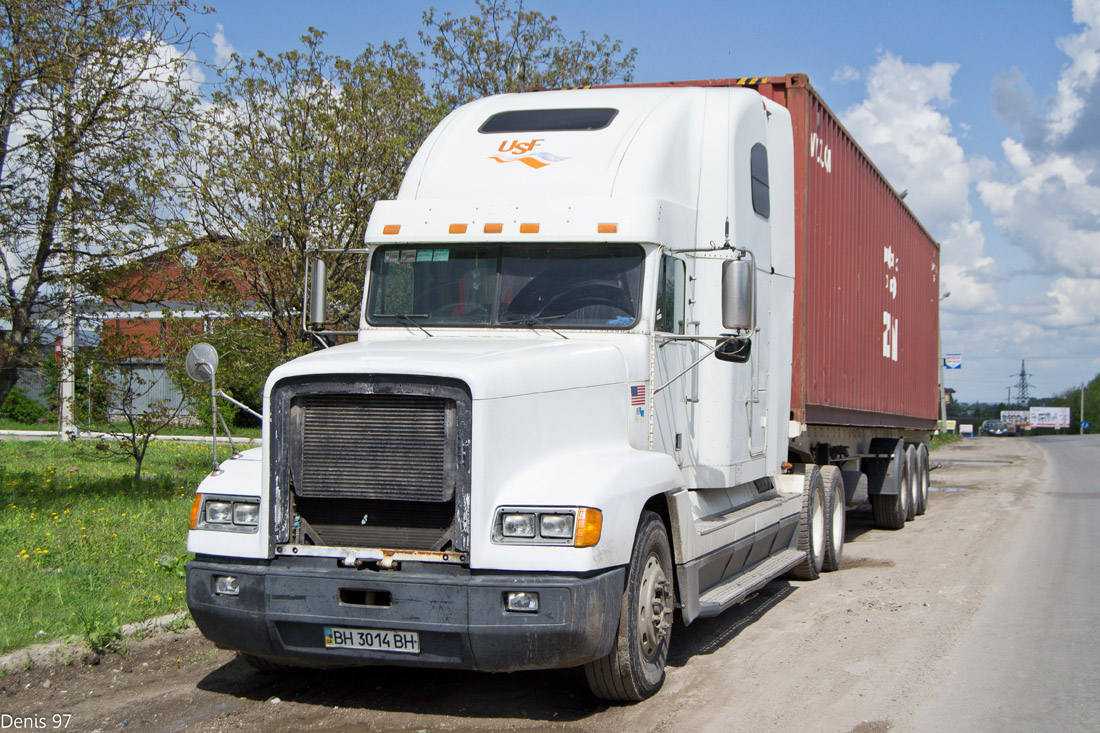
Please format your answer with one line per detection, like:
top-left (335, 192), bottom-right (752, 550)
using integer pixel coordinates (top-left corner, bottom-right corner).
top-left (820, 465), bottom-right (845, 572)
top-left (585, 511), bottom-right (674, 702)
top-left (787, 466), bottom-right (825, 580)
top-left (904, 445), bottom-right (918, 522)
top-left (871, 445), bottom-right (909, 530)
top-left (915, 443), bottom-right (930, 516)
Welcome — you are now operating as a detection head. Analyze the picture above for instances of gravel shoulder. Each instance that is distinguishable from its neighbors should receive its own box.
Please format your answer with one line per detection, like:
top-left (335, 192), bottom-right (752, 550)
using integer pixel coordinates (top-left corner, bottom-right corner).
top-left (0, 437), bottom-right (1044, 733)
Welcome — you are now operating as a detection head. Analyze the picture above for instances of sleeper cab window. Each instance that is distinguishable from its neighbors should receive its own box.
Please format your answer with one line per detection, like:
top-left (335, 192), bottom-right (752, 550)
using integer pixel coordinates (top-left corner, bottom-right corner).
top-left (656, 255), bottom-right (686, 334)
top-left (751, 143), bottom-right (770, 219)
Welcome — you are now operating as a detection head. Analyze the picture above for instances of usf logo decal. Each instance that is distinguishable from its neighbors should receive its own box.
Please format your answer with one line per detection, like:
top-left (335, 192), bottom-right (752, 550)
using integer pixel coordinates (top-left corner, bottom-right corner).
top-left (490, 139), bottom-right (568, 169)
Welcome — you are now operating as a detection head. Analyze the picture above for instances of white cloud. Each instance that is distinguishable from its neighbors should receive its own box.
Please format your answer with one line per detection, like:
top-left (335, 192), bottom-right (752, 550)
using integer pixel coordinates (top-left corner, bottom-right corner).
top-left (1041, 276), bottom-right (1100, 327)
top-left (841, 53), bottom-right (998, 312)
top-left (213, 23), bottom-right (236, 66)
top-left (979, 0), bottom-right (1100, 279)
top-left (831, 65), bottom-right (860, 84)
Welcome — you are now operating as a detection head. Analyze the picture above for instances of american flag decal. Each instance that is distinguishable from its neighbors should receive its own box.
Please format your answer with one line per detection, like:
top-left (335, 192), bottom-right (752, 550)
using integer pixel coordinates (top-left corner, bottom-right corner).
top-left (630, 385), bottom-right (646, 406)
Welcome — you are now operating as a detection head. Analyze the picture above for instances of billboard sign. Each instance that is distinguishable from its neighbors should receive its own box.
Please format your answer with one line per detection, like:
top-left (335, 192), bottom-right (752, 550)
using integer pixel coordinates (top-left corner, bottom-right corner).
top-left (1029, 407), bottom-right (1071, 429)
top-left (1001, 410), bottom-right (1030, 428)
top-left (944, 354), bottom-right (962, 369)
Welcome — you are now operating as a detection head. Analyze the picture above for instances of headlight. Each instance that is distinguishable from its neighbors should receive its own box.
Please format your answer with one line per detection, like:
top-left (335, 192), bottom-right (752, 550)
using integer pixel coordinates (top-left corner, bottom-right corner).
top-left (192, 495), bottom-right (260, 533)
top-left (539, 513), bottom-right (574, 539)
top-left (233, 503), bottom-right (259, 526)
top-left (493, 507), bottom-right (600, 547)
top-left (205, 501), bottom-right (233, 524)
top-left (501, 513), bottom-right (536, 538)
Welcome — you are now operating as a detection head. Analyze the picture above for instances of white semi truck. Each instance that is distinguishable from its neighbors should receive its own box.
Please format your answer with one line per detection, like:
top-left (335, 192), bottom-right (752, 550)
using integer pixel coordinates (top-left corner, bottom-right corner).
top-left (186, 75), bottom-right (940, 701)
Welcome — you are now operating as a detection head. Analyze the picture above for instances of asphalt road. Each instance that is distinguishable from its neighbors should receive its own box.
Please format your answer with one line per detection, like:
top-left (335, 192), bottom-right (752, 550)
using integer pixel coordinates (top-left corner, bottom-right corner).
top-left (2, 436), bottom-right (1098, 732)
top-left (914, 435), bottom-right (1100, 731)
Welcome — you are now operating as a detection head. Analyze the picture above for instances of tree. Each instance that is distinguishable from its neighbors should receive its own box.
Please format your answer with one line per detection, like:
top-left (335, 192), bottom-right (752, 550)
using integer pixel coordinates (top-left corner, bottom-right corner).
top-left (170, 30), bottom-right (439, 387)
top-left (421, 0), bottom-right (638, 107)
top-left (0, 0), bottom-right (202, 410)
top-left (84, 318), bottom-right (188, 482)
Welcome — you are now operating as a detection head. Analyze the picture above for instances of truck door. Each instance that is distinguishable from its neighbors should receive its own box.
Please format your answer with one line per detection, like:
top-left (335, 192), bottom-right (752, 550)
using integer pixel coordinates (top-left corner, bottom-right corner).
top-left (653, 254), bottom-right (694, 465)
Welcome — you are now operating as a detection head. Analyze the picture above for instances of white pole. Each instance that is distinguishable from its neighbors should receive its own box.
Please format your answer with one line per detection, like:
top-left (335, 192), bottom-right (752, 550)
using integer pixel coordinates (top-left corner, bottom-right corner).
top-left (1081, 382), bottom-right (1085, 436)
top-left (59, 232), bottom-right (76, 439)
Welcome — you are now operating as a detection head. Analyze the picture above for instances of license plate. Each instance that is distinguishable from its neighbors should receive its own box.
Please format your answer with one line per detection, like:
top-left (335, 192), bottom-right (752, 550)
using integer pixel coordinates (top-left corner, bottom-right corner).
top-left (323, 626), bottom-right (420, 654)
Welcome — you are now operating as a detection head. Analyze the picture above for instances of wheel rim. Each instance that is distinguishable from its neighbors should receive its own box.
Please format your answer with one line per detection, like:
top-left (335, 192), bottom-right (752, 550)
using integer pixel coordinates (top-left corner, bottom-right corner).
top-left (811, 486), bottom-right (825, 562)
top-left (899, 471), bottom-right (910, 515)
top-left (637, 553), bottom-right (673, 661)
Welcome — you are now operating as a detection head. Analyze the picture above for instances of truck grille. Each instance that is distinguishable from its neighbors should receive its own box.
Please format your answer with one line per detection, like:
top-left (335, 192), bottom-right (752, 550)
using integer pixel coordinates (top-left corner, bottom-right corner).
top-left (297, 394), bottom-right (452, 502)
top-left (270, 376), bottom-right (472, 553)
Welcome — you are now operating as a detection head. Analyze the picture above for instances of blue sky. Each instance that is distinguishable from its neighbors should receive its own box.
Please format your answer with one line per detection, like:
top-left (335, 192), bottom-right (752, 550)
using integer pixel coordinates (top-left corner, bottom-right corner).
top-left (190, 1), bottom-right (1100, 404)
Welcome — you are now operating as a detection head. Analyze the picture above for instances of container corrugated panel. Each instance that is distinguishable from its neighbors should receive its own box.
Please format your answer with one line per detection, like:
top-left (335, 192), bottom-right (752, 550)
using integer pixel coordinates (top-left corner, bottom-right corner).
top-left (754, 74), bottom-right (939, 429)
top-left (621, 76), bottom-right (941, 429)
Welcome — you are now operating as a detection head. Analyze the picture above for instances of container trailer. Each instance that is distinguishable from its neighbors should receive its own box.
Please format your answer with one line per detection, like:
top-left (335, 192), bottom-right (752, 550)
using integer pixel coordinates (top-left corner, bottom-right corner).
top-left (186, 74), bottom-right (940, 701)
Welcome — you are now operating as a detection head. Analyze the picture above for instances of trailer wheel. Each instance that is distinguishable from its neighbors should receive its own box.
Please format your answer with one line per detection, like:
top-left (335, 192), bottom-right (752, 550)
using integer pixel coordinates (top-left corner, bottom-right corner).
top-left (871, 445), bottom-right (909, 530)
top-left (585, 511), bottom-right (674, 702)
top-left (904, 445), bottom-right (918, 522)
top-left (915, 443), bottom-right (930, 516)
top-left (820, 465), bottom-right (845, 572)
top-left (787, 466), bottom-right (826, 580)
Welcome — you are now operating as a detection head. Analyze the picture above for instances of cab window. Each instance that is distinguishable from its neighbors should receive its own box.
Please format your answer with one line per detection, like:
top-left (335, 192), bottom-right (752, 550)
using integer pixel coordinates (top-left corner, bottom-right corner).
top-left (655, 255), bottom-right (686, 334)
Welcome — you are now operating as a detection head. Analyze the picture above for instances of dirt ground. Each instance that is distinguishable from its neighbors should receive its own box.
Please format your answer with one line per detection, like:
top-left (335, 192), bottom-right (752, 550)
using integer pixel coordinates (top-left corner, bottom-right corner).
top-left (0, 437), bottom-right (1043, 732)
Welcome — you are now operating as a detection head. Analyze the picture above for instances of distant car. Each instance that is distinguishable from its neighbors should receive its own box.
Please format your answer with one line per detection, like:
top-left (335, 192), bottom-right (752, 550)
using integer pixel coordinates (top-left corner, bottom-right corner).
top-left (980, 419), bottom-right (1010, 436)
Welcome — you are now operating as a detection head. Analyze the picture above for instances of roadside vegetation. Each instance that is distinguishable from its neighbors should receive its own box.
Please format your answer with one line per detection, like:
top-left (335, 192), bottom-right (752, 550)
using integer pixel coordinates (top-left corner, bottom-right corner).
top-left (0, 439), bottom-right (233, 655)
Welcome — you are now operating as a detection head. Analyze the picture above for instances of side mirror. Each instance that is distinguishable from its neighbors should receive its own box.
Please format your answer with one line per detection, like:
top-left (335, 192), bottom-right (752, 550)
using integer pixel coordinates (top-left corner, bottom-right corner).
top-left (722, 257), bottom-right (755, 331)
top-left (308, 259), bottom-right (327, 329)
top-left (715, 336), bottom-right (752, 364)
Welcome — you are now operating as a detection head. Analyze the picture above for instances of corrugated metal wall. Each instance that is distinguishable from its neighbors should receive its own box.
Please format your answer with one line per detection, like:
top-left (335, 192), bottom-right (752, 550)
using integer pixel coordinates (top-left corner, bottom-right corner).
top-left (755, 75), bottom-right (940, 429)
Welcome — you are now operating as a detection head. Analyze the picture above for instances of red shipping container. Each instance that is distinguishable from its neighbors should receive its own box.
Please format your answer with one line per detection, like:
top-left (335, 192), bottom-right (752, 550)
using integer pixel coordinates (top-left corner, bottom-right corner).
top-left (613, 75), bottom-right (941, 430)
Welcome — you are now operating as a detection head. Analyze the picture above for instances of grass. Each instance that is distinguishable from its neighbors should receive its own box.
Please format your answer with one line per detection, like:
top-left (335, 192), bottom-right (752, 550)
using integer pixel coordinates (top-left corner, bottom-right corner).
top-left (0, 439), bottom-right (237, 655)
top-left (931, 432), bottom-right (962, 450)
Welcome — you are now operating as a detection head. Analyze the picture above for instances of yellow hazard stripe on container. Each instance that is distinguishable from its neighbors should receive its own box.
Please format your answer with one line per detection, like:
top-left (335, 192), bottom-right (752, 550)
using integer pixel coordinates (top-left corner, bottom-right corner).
top-left (735, 77), bottom-right (769, 86)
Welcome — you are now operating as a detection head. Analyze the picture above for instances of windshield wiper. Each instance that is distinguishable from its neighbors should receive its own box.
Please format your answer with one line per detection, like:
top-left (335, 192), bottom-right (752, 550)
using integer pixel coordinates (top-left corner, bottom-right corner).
top-left (381, 313), bottom-right (433, 337)
top-left (498, 314), bottom-right (568, 339)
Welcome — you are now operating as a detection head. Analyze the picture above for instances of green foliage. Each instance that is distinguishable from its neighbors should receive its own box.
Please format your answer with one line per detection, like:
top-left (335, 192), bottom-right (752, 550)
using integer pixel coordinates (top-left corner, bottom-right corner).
top-left (170, 30), bottom-right (439, 363)
top-left (0, 387), bottom-right (46, 424)
top-left (0, 439), bottom-right (232, 654)
top-left (73, 606), bottom-right (122, 654)
top-left (0, 0), bottom-right (205, 410)
top-left (1053, 372), bottom-right (1100, 433)
top-left (421, 0), bottom-right (638, 107)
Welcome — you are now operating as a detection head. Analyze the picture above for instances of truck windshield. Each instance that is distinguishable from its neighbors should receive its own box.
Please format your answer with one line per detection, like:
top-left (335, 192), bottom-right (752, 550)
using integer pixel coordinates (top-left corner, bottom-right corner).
top-left (367, 244), bottom-right (644, 329)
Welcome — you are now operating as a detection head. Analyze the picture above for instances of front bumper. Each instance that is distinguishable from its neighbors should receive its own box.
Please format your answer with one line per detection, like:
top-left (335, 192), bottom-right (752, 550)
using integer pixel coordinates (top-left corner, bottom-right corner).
top-left (186, 556), bottom-right (624, 672)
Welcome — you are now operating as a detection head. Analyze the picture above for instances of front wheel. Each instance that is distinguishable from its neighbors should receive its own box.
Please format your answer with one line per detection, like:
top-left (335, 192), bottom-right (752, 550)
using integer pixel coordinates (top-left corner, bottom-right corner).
top-left (787, 465), bottom-right (826, 580)
top-left (585, 511), bottom-right (675, 702)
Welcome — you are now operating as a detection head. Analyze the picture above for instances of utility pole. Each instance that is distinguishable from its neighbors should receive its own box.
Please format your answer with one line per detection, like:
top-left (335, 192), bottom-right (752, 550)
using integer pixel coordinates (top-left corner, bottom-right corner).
top-left (1006, 386), bottom-right (1012, 405)
top-left (1082, 382), bottom-right (1085, 436)
top-left (938, 291), bottom-right (950, 433)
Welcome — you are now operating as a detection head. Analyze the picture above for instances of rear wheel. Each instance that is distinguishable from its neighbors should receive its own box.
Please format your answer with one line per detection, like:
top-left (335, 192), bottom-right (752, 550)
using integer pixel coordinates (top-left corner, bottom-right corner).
top-left (914, 443), bottom-right (930, 516)
top-left (787, 466), bottom-right (826, 580)
top-left (871, 443), bottom-right (909, 530)
top-left (585, 511), bottom-right (675, 702)
top-left (820, 465), bottom-right (846, 572)
top-left (904, 445), bottom-right (918, 522)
